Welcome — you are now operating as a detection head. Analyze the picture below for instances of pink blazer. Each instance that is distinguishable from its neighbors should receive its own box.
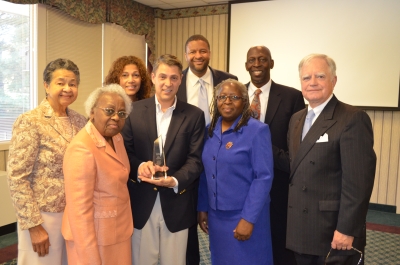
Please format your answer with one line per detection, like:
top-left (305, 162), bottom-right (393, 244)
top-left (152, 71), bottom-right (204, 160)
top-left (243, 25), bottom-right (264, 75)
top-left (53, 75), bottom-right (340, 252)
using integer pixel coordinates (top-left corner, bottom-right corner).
top-left (62, 122), bottom-right (133, 264)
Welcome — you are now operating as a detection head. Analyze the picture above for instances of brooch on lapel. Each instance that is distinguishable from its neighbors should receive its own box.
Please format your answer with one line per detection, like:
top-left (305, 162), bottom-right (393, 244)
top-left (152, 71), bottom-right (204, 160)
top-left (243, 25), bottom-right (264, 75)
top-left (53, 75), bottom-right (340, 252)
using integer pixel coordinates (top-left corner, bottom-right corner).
top-left (225, 142), bottom-right (233, 149)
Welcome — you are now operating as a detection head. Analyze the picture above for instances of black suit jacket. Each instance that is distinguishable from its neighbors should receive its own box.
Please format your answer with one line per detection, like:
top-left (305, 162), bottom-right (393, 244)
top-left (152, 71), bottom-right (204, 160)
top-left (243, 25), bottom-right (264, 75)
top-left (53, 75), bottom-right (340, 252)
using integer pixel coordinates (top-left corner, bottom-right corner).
top-left (285, 95), bottom-right (376, 256)
top-left (247, 81), bottom-right (305, 150)
top-left (177, 66), bottom-right (238, 102)
top-left (121, 96), bottom-right (205, 232)
top-left (246, 80), bottom-right (304, 208)
top-left (247, 81), bottom-right (304, 264)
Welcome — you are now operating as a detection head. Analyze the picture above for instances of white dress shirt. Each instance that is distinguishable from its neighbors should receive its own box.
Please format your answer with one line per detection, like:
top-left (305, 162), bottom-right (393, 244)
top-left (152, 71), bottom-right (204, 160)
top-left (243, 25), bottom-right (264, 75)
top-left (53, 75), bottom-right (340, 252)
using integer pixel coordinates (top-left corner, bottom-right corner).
top-left (155, 96), bottom-right (179, 192)
top-left (307, 94), bottom-right (333, 125)
top-left (186, 67), bottom-right (214, 113)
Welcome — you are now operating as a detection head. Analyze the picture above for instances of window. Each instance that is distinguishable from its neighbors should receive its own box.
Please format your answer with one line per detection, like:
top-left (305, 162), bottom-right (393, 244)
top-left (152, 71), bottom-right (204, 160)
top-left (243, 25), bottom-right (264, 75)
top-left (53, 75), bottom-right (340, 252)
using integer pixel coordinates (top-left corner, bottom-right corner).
top-left (0, 1), bottom-right (32, 141)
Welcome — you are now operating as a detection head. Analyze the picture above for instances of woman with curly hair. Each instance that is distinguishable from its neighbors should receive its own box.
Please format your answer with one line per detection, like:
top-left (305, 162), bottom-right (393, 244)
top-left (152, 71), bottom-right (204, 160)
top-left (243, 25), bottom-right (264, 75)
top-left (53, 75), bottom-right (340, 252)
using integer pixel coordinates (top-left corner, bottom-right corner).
top-left (197, 79), bottom-right (274, 265)
top-left (104, 56), bottom-right (152, 102)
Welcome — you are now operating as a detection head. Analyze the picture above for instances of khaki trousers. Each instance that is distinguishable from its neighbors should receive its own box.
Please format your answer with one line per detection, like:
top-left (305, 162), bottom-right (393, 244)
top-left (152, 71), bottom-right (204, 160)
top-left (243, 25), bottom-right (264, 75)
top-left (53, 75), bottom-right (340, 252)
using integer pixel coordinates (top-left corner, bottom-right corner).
top-left (132, 193), bottom-right (188, 265)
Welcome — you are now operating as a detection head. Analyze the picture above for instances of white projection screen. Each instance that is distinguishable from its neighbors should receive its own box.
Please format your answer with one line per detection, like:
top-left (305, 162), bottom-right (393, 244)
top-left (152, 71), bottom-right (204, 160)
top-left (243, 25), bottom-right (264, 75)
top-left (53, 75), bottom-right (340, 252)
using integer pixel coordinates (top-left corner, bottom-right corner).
top-left (229, 0), bottom-right (400, 109)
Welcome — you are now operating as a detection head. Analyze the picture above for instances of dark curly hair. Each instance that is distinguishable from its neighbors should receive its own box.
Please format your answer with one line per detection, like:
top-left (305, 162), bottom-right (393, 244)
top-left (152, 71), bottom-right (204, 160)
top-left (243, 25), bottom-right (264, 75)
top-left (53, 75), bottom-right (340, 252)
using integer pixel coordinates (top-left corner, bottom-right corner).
top-left (208, 78), bottom-right (253, 137)
top-left (104, 56), bottom-right (151, 101)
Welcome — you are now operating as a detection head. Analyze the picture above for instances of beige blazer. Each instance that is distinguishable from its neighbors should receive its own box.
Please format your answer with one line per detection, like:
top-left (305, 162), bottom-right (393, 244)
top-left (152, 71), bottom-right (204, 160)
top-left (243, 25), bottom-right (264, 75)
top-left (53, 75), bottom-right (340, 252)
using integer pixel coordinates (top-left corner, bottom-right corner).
top-left (7, 99), bottom-right (86, 229)
top-left (62, 122), bottom-right (133, 264)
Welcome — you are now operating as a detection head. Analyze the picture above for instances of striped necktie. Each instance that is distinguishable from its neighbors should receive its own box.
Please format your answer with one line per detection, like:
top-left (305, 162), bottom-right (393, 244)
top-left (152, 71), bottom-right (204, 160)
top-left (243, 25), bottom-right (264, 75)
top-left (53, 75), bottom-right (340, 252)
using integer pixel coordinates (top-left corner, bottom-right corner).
top-left (250, 88), bottom-right (262, 120)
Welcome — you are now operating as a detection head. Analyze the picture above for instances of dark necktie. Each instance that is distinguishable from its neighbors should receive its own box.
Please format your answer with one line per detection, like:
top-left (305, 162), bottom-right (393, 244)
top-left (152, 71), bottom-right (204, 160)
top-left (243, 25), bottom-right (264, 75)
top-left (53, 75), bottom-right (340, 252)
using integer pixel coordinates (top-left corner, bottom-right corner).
top-left (250, 88), bottom-right (262, 120)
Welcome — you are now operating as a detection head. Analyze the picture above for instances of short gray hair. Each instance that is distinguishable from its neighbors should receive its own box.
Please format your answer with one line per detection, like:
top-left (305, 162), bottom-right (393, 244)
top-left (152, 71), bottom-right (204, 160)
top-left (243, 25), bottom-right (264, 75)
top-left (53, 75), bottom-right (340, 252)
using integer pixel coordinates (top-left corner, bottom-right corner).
top-left (84, 84), bottom-right (132, 117)
top-left (298, 53), bottom-right (337, 78)
top-left (43, 58), bottom-right (80, 85)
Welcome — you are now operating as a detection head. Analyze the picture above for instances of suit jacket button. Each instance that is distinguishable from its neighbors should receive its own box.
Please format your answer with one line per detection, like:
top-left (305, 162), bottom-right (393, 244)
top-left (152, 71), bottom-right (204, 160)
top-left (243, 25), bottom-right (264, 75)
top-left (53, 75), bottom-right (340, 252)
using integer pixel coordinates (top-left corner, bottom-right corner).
top-left (289, 183), bottom-right (293, 187)
top-left (212, 175), bottom-right (215, 179)
top-left (213, 156), bottom-right (216, 160)
top-left (213, 192), bottom-right (216, 197)
top-left (310, 160), bottom-right (315, 164)
top-left (303, 208), bottom-right (308, 213)
top-left (302, 186), bottom-right (307, 191)
top-left (154, 187), bottom-right (157, 191)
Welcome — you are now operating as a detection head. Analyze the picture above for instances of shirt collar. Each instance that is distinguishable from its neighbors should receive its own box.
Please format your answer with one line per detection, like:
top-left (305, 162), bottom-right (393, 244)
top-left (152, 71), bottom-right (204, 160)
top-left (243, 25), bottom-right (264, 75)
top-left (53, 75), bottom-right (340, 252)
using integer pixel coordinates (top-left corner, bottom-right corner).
top-left (308, 94), bottom-right (334, 116)
top-left (214, 114), bottom-right (244, 136)
top-left (188, 67), bottom-right (212, 87)
top-left (85, 121), bottom-right (122, 148)
top-left (155, 95), bottom-right (177, 113)
top-left (248, 79), bottom-right (272, 96)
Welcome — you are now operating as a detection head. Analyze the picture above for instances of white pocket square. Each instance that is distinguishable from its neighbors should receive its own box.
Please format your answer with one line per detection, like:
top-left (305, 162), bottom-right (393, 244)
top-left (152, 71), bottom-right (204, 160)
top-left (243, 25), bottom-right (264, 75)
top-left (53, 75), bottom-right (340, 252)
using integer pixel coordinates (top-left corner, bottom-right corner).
top-left (316, 133), bottom-right (329, 143)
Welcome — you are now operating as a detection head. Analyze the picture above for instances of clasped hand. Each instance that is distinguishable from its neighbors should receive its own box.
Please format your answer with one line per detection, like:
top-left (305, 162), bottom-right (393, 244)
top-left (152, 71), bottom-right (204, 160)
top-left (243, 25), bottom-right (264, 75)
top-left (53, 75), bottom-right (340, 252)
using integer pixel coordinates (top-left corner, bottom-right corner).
top-left (138, 161), bottom-right (175, 187)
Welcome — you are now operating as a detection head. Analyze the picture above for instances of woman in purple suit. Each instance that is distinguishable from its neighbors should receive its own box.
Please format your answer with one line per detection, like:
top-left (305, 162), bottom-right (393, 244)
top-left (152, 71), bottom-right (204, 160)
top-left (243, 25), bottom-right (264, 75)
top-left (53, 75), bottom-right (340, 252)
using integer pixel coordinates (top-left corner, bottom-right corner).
top-left (198, 79), bottom-right (274, 265)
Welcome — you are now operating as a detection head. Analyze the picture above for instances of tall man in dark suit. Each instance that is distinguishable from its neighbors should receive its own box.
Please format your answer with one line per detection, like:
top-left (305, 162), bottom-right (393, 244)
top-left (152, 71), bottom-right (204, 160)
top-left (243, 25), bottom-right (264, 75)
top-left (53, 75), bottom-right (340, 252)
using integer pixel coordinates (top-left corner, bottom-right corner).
top-left (245, 45), bottom-right (305, 265)
top-left (176, 34), bottom-right (237, 265)
top-left (277, 54), bottom-right (376, 265)
top-left (122, 54), bottom-right (205, 265)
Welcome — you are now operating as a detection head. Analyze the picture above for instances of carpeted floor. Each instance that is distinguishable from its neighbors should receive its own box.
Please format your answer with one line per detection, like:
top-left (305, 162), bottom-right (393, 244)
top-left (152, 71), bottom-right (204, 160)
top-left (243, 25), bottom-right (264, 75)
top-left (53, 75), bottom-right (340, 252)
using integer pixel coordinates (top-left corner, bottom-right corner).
top-left (1, 210), bottom-right (400, 265)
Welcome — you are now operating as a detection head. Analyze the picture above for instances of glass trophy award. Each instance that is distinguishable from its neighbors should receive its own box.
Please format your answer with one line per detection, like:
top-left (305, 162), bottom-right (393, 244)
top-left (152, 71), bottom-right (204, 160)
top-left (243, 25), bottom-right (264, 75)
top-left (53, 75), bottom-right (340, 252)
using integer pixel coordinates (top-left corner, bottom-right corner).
top-left (152, 135), bottom-right (167, 180)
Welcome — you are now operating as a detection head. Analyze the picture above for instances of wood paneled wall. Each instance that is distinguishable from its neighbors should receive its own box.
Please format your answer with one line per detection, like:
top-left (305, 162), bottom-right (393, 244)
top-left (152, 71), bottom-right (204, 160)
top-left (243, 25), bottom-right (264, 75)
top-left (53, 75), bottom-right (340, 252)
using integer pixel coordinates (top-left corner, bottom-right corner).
top-left (155, 14), bottom-right (228, 71)
top-left (366, 110), bottom-right (400, 213)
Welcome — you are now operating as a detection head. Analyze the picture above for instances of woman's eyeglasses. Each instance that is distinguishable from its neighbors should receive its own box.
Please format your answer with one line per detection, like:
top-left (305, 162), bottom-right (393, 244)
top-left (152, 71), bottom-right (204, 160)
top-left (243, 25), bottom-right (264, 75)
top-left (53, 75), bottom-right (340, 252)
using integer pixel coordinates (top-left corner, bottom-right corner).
top-left (216, 95), bottom-right (244, 102)
top-left (96, 107), bottom-right (128, 119)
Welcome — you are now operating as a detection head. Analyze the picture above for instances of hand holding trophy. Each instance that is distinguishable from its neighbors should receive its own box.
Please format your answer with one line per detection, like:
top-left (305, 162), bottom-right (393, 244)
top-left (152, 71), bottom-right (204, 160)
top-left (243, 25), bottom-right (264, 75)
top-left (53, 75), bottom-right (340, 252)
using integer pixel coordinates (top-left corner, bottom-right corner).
top-left (152, 135), bottom-right (167, 180)
top-left (138, 136), bottom-right (175, 187)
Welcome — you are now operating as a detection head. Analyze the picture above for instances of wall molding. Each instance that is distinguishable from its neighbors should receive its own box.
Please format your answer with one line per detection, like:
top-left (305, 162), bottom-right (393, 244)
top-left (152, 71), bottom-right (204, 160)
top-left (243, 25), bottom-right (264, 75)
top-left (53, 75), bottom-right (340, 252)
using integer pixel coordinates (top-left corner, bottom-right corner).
top-left (154, 4), bottom-right (228, 19)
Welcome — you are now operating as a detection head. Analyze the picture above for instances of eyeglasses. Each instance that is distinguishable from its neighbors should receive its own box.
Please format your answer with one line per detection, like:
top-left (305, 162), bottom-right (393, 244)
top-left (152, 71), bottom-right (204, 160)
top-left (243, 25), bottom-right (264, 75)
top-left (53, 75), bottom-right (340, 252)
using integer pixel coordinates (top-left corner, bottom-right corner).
top-left (216, 95), bottom-right (244, 102)
top-left (325, 247), bottom-right (363, 265)
top-left (96, 107), bottom-right (128, 119)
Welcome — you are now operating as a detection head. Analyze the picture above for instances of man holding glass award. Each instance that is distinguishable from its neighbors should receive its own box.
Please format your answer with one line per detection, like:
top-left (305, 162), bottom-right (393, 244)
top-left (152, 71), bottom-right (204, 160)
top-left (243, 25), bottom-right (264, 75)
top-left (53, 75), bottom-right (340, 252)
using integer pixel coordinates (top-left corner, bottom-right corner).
top-left (121, 54), bottom-right (205, 265)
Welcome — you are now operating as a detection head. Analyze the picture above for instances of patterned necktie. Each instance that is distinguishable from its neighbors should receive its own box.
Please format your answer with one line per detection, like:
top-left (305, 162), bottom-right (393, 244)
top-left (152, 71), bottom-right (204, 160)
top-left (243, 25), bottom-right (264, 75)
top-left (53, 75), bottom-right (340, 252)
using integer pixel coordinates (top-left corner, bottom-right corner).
top-left (302, 109), bottom-right (315, 140)
top-left (198, 79), bottom-right (210, 125)
top-left (250, 88), bottom-right (262, 120)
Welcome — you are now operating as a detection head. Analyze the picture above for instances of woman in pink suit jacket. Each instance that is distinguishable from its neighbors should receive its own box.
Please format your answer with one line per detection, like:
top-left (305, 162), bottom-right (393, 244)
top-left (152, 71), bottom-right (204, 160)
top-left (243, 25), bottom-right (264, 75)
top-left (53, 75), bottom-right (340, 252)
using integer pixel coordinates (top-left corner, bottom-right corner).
top-left (62, 84), bottom-right (133, 265)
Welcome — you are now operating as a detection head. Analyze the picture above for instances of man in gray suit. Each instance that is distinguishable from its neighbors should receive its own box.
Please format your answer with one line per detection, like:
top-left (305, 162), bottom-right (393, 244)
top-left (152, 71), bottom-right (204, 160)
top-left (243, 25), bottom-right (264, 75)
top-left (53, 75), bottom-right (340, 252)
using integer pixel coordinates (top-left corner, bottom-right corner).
top-left (275, 54), bottom-right (376, 265)
top-left (176, 34), bottom-right (237, 265)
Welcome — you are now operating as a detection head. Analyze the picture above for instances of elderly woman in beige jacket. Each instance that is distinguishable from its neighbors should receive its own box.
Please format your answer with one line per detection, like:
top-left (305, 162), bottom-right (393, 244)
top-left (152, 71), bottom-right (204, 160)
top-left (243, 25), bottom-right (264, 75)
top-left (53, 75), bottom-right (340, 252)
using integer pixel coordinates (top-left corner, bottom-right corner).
top-left (7, 58), bottom-right (86, 265)
top-left (62, 84), bottom-right (133, 265)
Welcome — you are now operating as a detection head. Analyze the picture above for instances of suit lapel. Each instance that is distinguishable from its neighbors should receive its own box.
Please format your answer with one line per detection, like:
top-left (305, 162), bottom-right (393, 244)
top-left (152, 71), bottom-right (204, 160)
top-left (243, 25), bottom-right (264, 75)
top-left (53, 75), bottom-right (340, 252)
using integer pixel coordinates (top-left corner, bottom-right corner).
top-left (143, 97), bottom-right (158, 144)
top-left (177, 68), bottom-right (188, 102)
top-left (164, 100), bottom-right (185, 156)
top-left (264, 81), bottom-right (281, 125)
top-left (210, 67), bottom-right (219, 87)
top-left (290, 96), bottom-right (338, 179)
top-left (45, 113), bottom-right (72, 143)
